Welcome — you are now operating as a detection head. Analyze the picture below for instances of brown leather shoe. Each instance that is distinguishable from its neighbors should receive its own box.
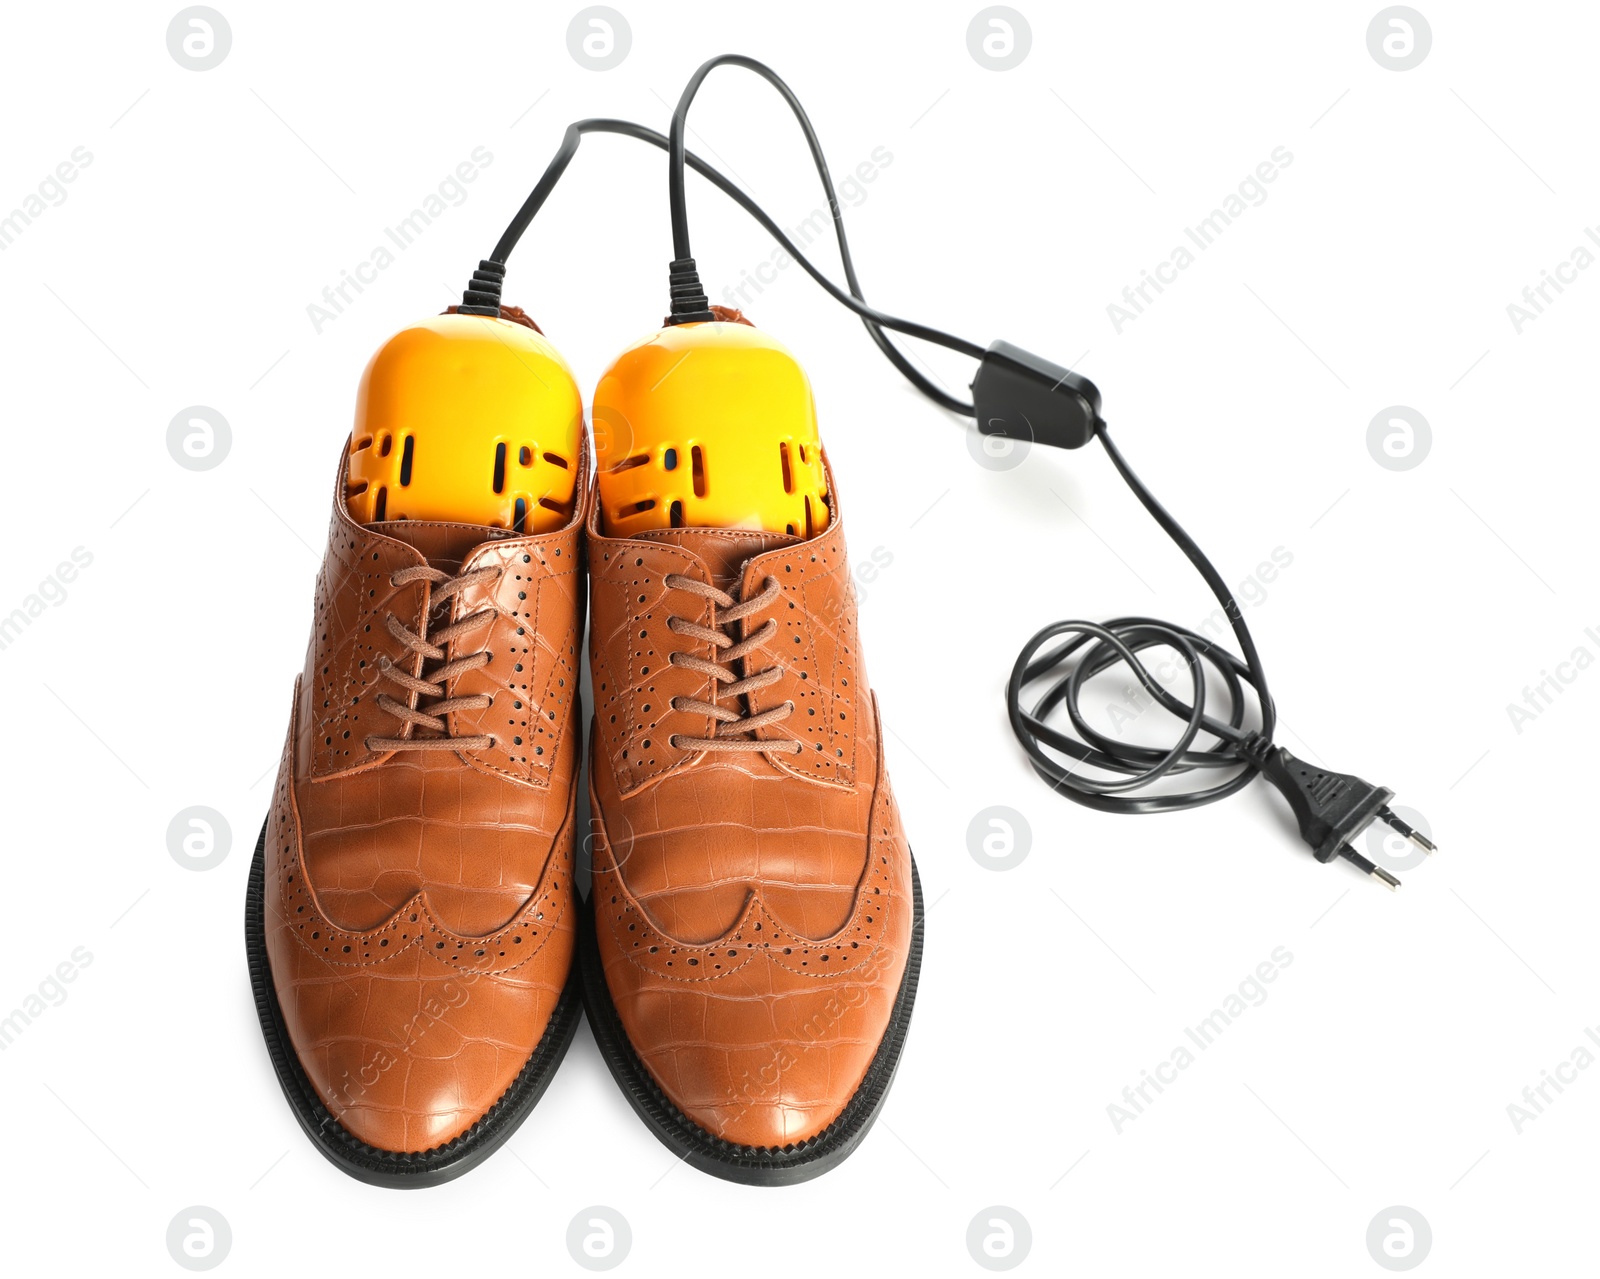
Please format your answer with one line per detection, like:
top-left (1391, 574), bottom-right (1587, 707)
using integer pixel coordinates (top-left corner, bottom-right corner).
top-left (246, 441), bottom-right (589, 1187)
top-left (581, 459), bottom-right (923, 1184)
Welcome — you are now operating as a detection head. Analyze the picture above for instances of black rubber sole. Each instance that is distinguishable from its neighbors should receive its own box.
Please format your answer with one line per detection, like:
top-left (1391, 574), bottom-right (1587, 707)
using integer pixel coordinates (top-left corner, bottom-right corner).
top-left (579, 853), bottom-right (924, 1186)
top-left (245, 820), bottom-right (583, 1189)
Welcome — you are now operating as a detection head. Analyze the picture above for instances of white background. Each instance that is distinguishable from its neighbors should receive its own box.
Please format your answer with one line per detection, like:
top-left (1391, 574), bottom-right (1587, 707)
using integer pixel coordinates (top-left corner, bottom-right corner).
top-left (1, 0), bottom-right (1594, 1273)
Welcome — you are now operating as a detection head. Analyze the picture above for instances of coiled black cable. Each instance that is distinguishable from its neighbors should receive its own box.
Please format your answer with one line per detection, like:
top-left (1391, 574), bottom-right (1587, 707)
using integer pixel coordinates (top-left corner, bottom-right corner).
top-left (1006, 427), bottom-right (1275, 813)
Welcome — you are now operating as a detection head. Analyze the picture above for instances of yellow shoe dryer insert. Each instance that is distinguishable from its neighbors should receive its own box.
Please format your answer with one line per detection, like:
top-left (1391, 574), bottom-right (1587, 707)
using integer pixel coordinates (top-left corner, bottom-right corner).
top-left (593, 320), bottom-right (829, 537)
top-left (346, 311), bottom-right (581, 531)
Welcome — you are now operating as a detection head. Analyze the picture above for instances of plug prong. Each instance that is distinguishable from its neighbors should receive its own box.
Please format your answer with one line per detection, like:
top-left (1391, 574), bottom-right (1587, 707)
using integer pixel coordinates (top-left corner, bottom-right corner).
top-left (1379, 806), bottom-right (1436, 854)
top-left (1336, 842), bottom-right (1401, 890)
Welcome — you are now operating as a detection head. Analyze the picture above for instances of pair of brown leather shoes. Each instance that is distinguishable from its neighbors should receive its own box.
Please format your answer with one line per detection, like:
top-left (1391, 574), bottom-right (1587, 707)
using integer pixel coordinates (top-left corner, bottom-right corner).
top-left (247, 316), bottom-right (922, 1187)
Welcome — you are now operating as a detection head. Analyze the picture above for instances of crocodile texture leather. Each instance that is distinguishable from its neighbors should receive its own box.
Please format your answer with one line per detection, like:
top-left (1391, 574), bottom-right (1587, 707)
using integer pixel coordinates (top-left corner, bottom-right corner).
top-left (262, 437), bottom-right (588, 1154)
top-left (587, 458), bottom-right (915, 1148)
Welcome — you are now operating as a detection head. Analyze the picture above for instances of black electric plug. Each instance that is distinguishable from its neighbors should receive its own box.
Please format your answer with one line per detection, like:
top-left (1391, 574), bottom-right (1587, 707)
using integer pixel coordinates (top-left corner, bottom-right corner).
top-left (1247, 743), bottom-right (1436, 889)
top-left (665, 256), bottom-right (716, 325)
top-left (457, 259), bottom-right (508, 316)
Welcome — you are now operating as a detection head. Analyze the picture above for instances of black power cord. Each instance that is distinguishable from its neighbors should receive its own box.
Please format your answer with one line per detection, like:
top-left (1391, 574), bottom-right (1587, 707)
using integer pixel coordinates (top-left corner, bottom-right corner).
top-left (466, 56), bottom-right (1437, 888)
top-left (456, 117), bottom-right (980, 412)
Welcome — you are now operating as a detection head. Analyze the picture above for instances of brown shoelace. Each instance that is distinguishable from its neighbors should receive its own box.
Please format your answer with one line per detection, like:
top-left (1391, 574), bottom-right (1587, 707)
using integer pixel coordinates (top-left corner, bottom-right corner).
top-left (664, 573), bottom-right (803, 755)
top-left (365, 564), bottom-right (502, 753)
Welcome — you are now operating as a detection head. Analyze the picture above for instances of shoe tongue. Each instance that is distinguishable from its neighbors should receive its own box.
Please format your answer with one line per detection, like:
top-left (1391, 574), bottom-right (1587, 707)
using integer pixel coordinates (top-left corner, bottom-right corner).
top-left (634, 527), bottom-right (800, 592)
top-left (368, 520), bottom-right (517, 574)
